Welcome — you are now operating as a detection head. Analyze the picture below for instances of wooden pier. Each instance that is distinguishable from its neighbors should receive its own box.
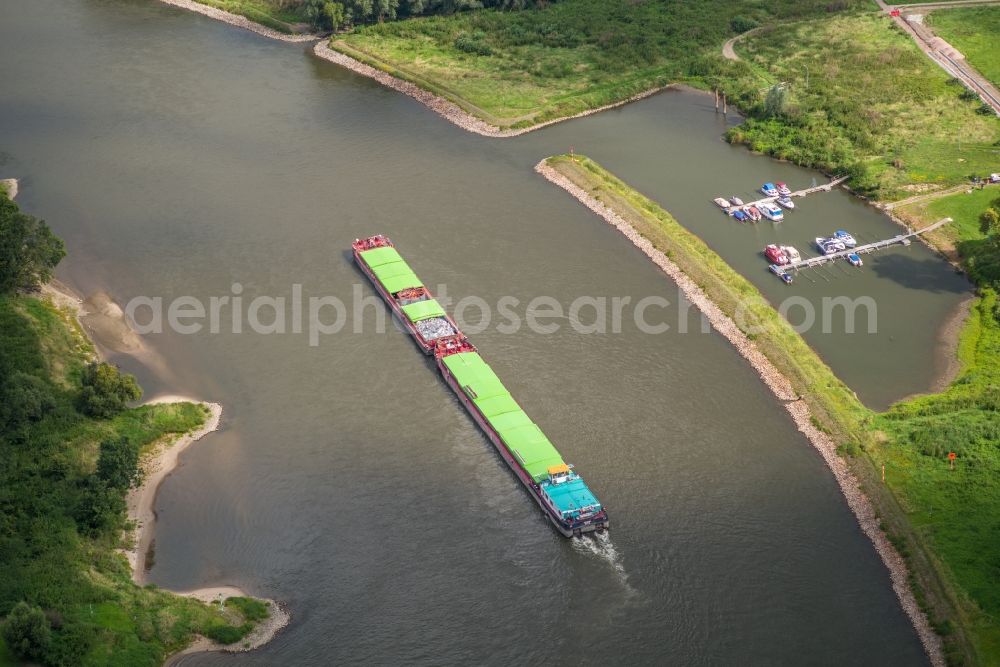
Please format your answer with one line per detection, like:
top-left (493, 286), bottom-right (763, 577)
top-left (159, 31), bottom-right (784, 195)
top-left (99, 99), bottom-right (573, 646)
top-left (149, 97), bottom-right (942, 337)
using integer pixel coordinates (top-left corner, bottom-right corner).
top-left (780, 217), bottom-right (951, 273)
top-left (722, 175), bottom-right (850, 215)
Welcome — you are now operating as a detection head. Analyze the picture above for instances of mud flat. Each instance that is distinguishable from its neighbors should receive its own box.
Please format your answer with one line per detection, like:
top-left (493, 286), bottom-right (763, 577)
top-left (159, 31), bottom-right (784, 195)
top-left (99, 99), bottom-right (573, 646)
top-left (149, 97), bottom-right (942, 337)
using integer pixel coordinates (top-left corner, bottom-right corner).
top-left (535, 158), bottom-right (945, 667)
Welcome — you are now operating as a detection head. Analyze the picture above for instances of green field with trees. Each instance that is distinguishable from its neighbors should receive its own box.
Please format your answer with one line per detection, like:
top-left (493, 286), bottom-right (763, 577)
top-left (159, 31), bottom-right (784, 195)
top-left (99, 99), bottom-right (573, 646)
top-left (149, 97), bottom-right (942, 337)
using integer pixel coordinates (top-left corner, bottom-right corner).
top-left (331, 0), bottom-right (850, 127)
top-left (0, 193), bottom-right (269, 666)
top-left (929, 7), bottom-right (1000, 91)
top-left (545, 155), bottom-right (1000, 666)
top-left (727, 12), bottom-right (1000, 200)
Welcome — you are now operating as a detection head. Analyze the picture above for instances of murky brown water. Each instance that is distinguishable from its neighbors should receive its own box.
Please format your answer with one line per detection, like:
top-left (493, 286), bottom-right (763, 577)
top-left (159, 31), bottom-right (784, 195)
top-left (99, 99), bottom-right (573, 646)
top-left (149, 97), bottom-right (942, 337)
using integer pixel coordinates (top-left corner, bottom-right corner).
top-left (1, 0), bottom-right (962, 663)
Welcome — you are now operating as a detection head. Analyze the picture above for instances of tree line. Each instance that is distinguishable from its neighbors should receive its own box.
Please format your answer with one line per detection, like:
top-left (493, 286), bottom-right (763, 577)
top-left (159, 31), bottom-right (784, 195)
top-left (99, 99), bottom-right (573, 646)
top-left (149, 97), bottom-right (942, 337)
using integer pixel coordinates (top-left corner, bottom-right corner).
top-left (296, 0), bottom-right (553, 31)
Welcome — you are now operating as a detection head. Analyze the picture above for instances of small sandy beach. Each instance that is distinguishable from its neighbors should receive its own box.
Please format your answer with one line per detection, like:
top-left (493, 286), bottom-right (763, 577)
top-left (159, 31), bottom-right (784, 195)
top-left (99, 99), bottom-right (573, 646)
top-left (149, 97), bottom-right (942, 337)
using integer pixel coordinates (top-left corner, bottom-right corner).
top-left (40, 282), bottom-right (290, 659)
top-left (0, 178), bottom-right (18, 200)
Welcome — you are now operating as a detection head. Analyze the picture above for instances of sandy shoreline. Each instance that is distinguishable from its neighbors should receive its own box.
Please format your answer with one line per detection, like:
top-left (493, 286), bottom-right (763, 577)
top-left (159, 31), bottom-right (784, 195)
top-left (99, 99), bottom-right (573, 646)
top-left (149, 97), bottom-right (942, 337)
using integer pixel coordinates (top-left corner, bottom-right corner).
top-left (40, 281), bottom-right (289, 660)
top-left (535, 159), bottom-right (945, 667)
top-left (313, 42), bottom-right (670, 137)
top-left (157, 0), bottom-right (315, 42)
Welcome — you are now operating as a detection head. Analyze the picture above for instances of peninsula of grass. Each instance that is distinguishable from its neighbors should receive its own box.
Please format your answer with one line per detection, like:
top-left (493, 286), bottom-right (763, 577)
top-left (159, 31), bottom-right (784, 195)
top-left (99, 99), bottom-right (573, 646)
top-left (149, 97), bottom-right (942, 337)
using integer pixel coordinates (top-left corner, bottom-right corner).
top-left (727, 11), bottom-right (1000, 200)
top-left (543, 154), bottom-right (999, 666)
top-left (929, 7), bottom-right (1000, 89)
top-left (331, 0), bottom-right (846, 129)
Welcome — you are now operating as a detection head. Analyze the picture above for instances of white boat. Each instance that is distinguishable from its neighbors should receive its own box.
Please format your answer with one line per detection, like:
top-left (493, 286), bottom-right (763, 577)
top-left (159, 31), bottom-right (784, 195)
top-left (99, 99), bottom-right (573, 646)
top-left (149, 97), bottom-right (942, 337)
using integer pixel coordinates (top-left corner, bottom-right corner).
top-left (761, 183), bottom-right (779, 197)
top-left (713, 197), bottom-right (731, 209)
top-left (833, 230), bottom-right (857, 248)
top-left (781, 246), bottom-right (801, 263)
top-left (815, 237), bottom-right (845, 255)
top-left (776, 196), bottom-right (795, 210)
top-left (760, 203), bottom-right (784, 222)
top-left (731, 196), bottom-right (744, 206)
top-left (847, 253), bottom-right (863, 267)
top-left (776, 182), bottom-right (792, 196)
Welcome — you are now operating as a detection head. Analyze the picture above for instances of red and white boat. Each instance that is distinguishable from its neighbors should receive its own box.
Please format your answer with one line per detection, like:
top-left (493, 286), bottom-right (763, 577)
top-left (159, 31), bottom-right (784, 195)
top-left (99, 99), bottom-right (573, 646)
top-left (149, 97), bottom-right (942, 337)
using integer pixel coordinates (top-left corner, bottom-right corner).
top-left (765, 244), bottom-right (789, 265)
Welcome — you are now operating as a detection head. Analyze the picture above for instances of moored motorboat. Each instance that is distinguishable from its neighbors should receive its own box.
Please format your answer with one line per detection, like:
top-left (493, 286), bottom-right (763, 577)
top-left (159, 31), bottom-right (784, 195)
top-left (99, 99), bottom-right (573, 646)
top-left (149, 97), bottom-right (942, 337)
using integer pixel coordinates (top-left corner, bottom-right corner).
top-left (760, 203), bottom-right (784, 222)
top-left (765, 244), bottom-right (789, 265)
top-left (714, 197), bottom-right (731, 209)
top-left (847, 253), bottom-right (863, 267)
top-left (776, 182), bottom-right (792, 196)
top-left (776, 196), bottom-right (795, 210)
top-left (781, 246), bottom-right (801, 263)
top-left (769, 264), bottom-right (794, 284)
top-left (733, 209), bottom-right (748, 222)
top-left (746, 205), bottom-right (762, 221)
top-left (731, 196), bottom-right (744, 206)
top-left (834, 230), bottom-right (857, 248)
top-left (761, 182), bottom-right (779, 197)
top-left (815, 237), bottom-right (846, 255)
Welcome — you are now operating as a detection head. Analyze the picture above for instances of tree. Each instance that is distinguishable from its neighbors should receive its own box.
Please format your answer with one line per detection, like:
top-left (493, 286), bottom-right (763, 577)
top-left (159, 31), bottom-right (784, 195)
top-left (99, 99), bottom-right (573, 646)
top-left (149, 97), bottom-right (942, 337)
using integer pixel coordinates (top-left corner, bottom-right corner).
top-left (0, 372), bottom-right (55, 428)
top-left (980, 207), bottom-right (1000, 239)
top-left (97, 436), bottom-right (141, 490)
top-left (78, 362), bottom-right (142, 418)
top-left (0, 195), bottom-right (66, 294)
top-left (1, 602), bottom-right (51, 662)
top-left (763, 84), bottom-right (789, 118)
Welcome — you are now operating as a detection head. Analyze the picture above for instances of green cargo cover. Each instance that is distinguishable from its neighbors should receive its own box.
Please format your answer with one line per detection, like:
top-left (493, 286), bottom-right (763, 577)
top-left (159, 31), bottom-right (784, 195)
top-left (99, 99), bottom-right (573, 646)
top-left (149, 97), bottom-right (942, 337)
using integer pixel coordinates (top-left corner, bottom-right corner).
top-left (359, 246), bottom-right (403, 268)
top-left (370, 260), bottom-right (416, 282)
top-left (441, 352), bottom-right (507, 401)
top-left (473, 393), bottom-right (520, 419)
top-left (487, 409), bottom-right (533, 433)
top-left (380, 272), bottom-right (423, 294)
top-left (401, 299), bottom-right (446, 323)
top-left (500, 423), bottom-right (565, 481)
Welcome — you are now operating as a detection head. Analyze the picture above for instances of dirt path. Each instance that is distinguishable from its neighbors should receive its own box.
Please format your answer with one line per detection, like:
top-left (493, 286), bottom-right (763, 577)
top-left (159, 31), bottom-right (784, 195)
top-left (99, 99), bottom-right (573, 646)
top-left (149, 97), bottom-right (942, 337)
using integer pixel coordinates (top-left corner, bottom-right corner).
top-left (876, 0), bottom-right (1000, 113)
top-left (721, 28), bottom-right (760, 62)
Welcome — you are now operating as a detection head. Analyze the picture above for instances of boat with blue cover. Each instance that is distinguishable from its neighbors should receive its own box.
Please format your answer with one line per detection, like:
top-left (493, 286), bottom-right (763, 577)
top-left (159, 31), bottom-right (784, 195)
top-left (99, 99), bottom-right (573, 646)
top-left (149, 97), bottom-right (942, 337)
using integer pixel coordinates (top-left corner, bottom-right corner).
top-left (353, 235), bottom-right (609, 537)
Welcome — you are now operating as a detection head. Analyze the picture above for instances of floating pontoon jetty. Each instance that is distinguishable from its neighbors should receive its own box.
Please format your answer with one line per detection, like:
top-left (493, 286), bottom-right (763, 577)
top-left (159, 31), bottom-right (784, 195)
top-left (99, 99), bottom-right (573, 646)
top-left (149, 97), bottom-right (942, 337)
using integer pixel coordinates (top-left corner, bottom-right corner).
top-left (352, 235), bottom-right (609, 537)
top-left (719, 175), bottom-right (850, 216)
top-left (774, 218), bottom-right (951, 278)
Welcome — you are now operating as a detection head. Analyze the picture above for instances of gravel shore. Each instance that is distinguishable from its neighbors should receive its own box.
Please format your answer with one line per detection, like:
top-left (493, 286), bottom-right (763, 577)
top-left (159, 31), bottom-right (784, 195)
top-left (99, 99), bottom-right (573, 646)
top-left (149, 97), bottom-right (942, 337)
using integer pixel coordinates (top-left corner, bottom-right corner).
top-left (313, 42), bottom-right (669, 137)
top-left (157, 0), bottom-right (315, 42)
top-left (536, 159), bottom-right (945, 667)
top-left (0, 178), bottom-right (17, 200)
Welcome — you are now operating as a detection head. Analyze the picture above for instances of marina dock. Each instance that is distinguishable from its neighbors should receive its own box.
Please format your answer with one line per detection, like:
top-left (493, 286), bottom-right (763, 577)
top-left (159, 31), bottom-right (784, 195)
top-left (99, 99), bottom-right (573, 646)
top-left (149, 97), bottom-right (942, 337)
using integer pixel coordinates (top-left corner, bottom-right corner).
top-left (722, 175), bottom-right (850, 215)
top-left (781, 217), bottom-right (951, 273)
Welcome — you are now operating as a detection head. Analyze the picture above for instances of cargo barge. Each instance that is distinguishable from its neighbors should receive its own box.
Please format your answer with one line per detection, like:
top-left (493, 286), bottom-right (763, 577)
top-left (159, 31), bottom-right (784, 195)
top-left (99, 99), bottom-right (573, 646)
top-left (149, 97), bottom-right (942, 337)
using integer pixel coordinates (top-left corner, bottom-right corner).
top-left (352, 235), bottom-right (460, 354)
top-left (353, 235), bottom-right (609, 537)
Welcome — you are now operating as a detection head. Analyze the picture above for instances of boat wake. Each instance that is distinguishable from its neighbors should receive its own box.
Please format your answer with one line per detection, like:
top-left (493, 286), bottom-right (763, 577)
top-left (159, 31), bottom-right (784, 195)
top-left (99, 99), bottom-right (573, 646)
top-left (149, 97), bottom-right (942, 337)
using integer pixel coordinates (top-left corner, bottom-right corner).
top-left (572, 532), bottom-right (635, 594)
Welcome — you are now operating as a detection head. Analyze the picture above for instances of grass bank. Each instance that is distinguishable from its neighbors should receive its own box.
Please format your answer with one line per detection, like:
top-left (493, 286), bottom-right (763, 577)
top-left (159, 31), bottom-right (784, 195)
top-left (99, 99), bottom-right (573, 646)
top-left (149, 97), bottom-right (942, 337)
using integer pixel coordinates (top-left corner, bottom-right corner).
top-left (929, 7), bottom-right (1000, 89)
top-left (728, 11), bottom-right (1000, 200)
top-left (187, 0), bottom-right (305, 34)
top-left (543, 154), bottom-right (998, 666)
top-left (331, 0), bottom-right (846, 129)
top-left (0, 291), bottom-right (271, 666)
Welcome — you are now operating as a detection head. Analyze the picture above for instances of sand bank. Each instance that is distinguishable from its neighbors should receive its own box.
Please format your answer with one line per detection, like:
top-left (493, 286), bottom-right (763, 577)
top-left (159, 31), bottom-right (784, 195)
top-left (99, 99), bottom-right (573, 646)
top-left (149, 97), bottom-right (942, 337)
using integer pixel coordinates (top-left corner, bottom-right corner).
top-left (313, 41), bottom-right (669, 138)
top-left (157, 0), bottom-right (315, 42)
top-left (39, 282), bottom-right (289, 659)
top-left (535, 159), bottom-right (945, 667)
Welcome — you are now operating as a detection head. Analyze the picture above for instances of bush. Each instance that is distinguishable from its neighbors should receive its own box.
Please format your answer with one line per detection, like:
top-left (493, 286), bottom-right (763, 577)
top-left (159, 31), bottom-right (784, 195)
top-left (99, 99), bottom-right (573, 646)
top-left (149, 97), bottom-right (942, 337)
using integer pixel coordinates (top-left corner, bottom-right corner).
top-left (0, 371), bottom-right (55, 427)
top-left (203, 623), bottom-right (251, 644)
top-left (1, 602), bottom-right (51, 662)
top-left (97, 436), bottom-right (141, 490)
top-left (454, 32), bottom-right (492, 55)
top-left (78, 362), bottom-right (141, 418)
top-left (730, 16), bottom-right (759, 34)
top-left (228, 597), bottom-right (269, 622)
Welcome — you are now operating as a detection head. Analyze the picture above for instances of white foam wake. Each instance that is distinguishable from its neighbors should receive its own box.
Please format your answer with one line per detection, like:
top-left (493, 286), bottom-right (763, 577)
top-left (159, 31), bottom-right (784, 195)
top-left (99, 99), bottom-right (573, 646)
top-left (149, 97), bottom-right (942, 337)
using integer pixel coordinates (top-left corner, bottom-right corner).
top-left (572, 532), bottom-right (635, 594)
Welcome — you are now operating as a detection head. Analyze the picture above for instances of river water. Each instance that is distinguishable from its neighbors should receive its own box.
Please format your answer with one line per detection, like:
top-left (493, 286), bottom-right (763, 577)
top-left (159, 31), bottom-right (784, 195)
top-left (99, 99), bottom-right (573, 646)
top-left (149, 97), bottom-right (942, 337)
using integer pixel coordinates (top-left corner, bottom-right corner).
top-left (0, 0), bottom-right (963, 664)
